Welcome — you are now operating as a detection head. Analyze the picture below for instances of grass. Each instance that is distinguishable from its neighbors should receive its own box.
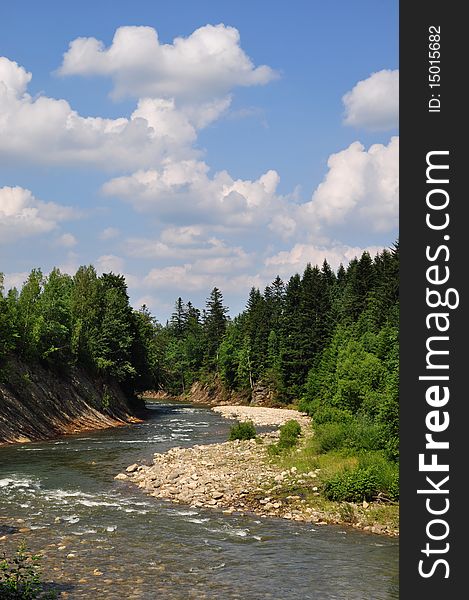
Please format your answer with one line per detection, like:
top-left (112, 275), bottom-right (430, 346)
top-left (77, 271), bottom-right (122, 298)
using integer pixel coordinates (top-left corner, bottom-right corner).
top-left (264, 423), bottom-right (399, 534)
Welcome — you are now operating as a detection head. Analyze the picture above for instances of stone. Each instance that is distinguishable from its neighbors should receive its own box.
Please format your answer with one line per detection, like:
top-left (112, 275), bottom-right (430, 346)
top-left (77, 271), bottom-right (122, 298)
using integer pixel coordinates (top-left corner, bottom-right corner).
top-left (126, 464), bottom-right (139, 473)
top-left (212, 491), bottom-right (224, 500)
top-left (115, 473), bottom-right (127, 480)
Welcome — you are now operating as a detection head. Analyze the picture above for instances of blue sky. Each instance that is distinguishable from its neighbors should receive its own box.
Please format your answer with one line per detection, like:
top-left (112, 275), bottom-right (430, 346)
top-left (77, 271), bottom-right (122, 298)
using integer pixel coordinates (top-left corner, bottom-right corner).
top-left (0, 1), bottom-right (398, 321)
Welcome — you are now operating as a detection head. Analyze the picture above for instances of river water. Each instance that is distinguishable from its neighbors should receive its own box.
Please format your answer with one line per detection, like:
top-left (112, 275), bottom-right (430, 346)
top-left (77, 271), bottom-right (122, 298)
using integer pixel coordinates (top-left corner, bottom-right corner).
top-left (0, 401), bottom-right (399, 599)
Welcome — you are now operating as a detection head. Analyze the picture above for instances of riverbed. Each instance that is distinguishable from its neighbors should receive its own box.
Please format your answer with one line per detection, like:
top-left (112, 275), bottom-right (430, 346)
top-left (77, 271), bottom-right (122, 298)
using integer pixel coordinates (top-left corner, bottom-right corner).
top-left (0, 400), bottom-right (399, 599)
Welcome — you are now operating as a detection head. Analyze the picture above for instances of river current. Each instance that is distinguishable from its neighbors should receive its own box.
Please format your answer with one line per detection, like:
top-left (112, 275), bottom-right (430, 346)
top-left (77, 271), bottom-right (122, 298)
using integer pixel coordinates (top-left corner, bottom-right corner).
top-left (0, 401), bottom-right (399, 599)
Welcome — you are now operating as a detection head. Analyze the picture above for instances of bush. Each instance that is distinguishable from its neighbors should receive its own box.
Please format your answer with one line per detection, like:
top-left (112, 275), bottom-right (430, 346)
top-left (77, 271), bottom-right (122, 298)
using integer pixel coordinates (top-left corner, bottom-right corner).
top-left (229, 420), bottom-right (257, 441)
top-left (323, 453), bottom-right (399, 502)
top-left (312, 406), bottom-right (353, 425)
top-left (343, 417), bottom-right (383, 452)
top-left (314, 415), bottom-right (384, 455)
top-left (267, 419), bottom-right (302, 456)
top-left (314, 422), bottom-right (348, 453)
top-left (357, 452), bottom-right (399, 501)
top-left (323, 467), bottom-right (379, 502)
top-left (277, 419), bottom-right (302, 450)
top-left (0, 541), bottom-right (56, 599)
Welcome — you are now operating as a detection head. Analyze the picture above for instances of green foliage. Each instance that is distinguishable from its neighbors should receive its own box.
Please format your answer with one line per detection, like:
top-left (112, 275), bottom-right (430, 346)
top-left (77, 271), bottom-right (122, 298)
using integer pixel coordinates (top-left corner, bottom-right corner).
top-left (228, 420), bottom-right (257, 441)
top-left (323, 467), bottom-right (380, 502)
top-left (1, 242), bottom-right (398, 486)
top-left (102, 387), bottom-right (112, 410)
top-left (0, 265), bottom-right (164, 399)
top-left (278, 419), bottom-right (302, 449)
top-left (314, 422), bottom-right (348, 453)
top-left (0, 541), bottom-right (57, 599)
top-left (323, 452), bottom-right (399, 502)
top-left (314, 416), bottom-right (384, 454)
top-left (268, 419), bottom-right (302, 455)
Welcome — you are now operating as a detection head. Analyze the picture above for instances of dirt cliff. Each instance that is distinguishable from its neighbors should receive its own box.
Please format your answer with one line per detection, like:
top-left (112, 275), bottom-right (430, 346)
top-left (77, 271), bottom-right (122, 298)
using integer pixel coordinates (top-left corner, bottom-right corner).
top-left (0, 357), bottom-right (144, 444)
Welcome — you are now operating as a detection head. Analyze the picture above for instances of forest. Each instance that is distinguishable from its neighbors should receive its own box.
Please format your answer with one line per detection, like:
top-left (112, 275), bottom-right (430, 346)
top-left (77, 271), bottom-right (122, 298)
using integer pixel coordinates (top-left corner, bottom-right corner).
top-left (0, 242), bottom-right (399, 467)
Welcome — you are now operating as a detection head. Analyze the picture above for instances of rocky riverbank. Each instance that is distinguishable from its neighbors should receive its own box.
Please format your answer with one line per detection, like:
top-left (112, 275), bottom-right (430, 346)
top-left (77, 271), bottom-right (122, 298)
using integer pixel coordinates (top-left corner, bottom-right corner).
top-left (117, 406), bottom-right (398, 537)
top-left (0, 357), bottom-right (144, 444)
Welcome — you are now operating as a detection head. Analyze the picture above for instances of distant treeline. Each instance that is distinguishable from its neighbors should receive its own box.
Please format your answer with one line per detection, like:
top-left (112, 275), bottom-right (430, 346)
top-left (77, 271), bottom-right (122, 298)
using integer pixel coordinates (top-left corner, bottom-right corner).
top-left (0, 242), bottom-right (398, 459)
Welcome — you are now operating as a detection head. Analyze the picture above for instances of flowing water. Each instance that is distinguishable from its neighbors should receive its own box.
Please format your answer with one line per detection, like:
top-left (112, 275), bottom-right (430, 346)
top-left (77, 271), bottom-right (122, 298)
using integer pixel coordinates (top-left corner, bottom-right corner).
top-left (0, 401), bottom-right (399, 599)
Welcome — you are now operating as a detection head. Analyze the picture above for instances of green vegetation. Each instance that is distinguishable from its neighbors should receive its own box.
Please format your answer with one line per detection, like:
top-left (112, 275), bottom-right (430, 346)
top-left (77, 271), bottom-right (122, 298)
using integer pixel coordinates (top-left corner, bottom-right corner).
top-left (0, 542), bottom-right (56, 599)
top-left (278, 420), bottom-right (302, 449)
top-left (1, 241), bottom-right (399, 505)
top-left (0, 268), bottom-right (160, 399)
top-left (229, 421), bottom-right (257, 441)
top-left (269, 419), bottom-right (302, 455)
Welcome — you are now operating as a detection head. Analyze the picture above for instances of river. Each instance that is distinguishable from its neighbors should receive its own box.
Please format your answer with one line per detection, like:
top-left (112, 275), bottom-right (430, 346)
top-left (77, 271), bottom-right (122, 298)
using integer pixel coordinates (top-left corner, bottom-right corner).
top-left (0, 400), bottom-right (399, 599)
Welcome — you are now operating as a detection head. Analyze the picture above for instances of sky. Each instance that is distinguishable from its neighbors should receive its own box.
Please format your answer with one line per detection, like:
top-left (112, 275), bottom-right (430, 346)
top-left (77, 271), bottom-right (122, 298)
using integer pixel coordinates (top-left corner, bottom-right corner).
top-left (0, 1), bottom-right (398, 322)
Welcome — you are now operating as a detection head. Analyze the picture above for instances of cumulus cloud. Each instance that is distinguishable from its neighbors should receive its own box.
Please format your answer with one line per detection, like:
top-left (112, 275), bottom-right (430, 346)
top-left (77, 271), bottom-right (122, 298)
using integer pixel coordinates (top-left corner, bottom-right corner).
top-left (342, 69), bottom-right (399, 131)
top-left (300, 136), bottom-right (398, 234)
top-left (56, 233), bottom-right (77, 247)
top-left (104, 136), bottom-right (397, 239)
top-left (1, 272), bottom-right (29, 291)
top-left (143, 263), bottom-right (265, 295)
top-left (265, 243), bottom-right (384, 277)
top-left (0, 186), bottom-right (77, 243)
top-left (95, 254), bottom-right (125, 273)
top-left (103, 159), bottom-right (284, 228)
top-left (58, 24), bottom-right (278, 102)
top-left (0, 59), bottom-right (200, 168)
top-left (99, 227), bottom-right (120, 240)
top-left (0, 57), bottom-right (31, 96)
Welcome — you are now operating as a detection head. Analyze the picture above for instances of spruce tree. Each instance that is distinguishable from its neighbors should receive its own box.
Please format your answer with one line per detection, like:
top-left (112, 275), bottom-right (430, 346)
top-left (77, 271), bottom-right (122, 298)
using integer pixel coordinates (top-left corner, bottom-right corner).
top-left (203, 287), bottom-right (229, 365)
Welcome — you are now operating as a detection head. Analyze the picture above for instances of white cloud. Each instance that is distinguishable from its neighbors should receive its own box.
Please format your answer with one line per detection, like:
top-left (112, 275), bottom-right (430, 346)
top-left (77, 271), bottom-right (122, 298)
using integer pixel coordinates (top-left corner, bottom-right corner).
top-left (144, 264), bottom-right (208, 292)
top-left (58, 24), bottom-right (278, 102)
top-left (300, 137), bottom-right (398, 234)
top-left (56, 233), bottom-right (77, 247)
top-left (95, 254), bottom-right (125, 274)
top-left (1, 271), bottom-right (29, 291)
top-left (160, 225), bottom-right (206, 246)
top-left (265, 243), bottom-right (384, 276)
top-left (103, 159), bottom-right (284, 227)
top-left (57, 252), bottom-right (80, 276)
top-left (342, 69), bottom-right (399, 131)
top-left (0, 186), bottom-right (77, 243)
top-left (0, 59), bottom-right (199, 168)
top-left (99, 227), bottom-right (120, 240)
top-left (0, 57), bottom-right (31, 96)
top-left (143, 263), bottom-right (265, 296)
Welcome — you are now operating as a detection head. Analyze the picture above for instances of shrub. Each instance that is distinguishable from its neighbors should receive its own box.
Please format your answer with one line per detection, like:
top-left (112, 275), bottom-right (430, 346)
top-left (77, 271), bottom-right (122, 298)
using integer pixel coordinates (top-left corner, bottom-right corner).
top-left (312, 406), bottom-right (353, 425)
top-left (323, 453), bottom-right (399, 502)
top-left (314, 415), bottom-right (384, 455)
top-left (278, 420), bottom-right (302, 449)
top-left (0, 541), bottom-right (57, 599)
top-left (357, 452), bottom-right (399, 501)
top-left (323, 467), bottom-right (379, 502)
top-left (267, 419), bottom-right (302, 455)
top-left (229, 420), bottom-right (257, 441)
top-left (314, 422), bottom-right (348, 453)
top-left (343, 417), bottom-right (383, 453)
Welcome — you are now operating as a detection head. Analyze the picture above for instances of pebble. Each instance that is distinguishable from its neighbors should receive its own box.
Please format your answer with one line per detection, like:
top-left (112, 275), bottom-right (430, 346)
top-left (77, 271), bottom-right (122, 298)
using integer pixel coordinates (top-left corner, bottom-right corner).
top-left (115, 405), bottom-right (396, 536)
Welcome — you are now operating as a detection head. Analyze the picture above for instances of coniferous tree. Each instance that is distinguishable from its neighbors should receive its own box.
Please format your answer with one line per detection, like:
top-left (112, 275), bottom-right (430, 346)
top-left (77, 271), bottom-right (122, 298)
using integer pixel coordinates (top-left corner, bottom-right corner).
top-left (203, 287), bottom-right (228, 366)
